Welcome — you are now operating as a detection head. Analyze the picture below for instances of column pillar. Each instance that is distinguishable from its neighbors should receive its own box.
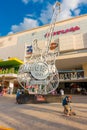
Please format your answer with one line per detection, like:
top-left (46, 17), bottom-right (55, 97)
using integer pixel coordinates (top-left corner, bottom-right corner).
top-left (82, 63), bottom-right (87, 77)
top-left (9, 80), bottom-right (14, 94)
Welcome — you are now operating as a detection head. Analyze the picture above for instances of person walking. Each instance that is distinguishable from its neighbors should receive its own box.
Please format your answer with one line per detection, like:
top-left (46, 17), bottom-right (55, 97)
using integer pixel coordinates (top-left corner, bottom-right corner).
top-left (60, 89), bottom-right (64, 96)
top-left (60, 89), bottom-right (64, 101)
top-left (16, 89), bottom-right (21, 104)
top-left (62, 95), bottom-right (72, 116)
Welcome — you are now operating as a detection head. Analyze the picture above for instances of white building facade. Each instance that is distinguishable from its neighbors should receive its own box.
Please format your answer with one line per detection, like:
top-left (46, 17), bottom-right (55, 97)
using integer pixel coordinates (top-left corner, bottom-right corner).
top-left (0, 14), bottom-right (87, 91)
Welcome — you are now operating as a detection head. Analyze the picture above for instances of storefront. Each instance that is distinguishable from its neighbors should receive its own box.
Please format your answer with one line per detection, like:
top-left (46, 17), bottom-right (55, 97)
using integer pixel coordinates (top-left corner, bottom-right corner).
top-left (0, 58), bottom-right (23, 94)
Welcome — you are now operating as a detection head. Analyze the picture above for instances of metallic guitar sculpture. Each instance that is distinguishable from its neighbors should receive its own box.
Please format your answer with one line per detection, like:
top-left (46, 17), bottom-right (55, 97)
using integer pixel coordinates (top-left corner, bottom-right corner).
top-left (17, 1), bottom-right (61, 94)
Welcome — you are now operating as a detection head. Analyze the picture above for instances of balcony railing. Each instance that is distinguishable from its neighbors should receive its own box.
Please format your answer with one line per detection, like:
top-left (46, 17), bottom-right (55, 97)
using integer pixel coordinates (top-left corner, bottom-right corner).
top-left (0, 68), bottom-right (18, 74)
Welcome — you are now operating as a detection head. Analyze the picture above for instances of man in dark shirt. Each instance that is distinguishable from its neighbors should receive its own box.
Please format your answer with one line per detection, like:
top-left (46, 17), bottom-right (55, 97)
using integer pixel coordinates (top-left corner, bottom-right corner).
top-left (62, 96), bottom-right (72, 116)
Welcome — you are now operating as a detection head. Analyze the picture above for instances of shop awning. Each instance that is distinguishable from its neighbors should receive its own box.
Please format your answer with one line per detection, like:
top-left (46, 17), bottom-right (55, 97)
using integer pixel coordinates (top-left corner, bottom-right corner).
top-left (0, 57), bottom-right (24, 68)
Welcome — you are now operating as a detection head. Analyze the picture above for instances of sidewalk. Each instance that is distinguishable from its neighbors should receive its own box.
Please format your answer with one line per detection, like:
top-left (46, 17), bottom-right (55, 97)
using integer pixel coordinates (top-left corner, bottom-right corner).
top-left (0, 94), bottom-right (87, 130)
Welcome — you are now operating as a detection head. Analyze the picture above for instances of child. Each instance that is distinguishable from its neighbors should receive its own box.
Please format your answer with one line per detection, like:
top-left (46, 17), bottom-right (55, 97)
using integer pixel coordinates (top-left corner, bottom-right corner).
top-left (62, 96), bottom-right (75, 116)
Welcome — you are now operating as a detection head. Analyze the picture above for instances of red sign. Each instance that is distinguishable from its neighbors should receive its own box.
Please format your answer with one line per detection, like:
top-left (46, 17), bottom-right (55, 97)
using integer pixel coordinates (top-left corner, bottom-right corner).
top-left (44, 26), bottom-right (80, 38)
top-left (36, 95), bottom-right (46, 101)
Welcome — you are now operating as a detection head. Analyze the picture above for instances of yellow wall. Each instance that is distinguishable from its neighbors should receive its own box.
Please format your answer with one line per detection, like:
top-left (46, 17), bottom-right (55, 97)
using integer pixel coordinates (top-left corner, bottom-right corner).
top-left (82, 63), bottom-right (87, 77)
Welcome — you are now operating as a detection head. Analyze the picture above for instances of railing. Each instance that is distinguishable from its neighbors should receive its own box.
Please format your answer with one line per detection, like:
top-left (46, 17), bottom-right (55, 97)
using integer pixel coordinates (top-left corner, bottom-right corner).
top-left (0, 68), bottom-right (18, 74)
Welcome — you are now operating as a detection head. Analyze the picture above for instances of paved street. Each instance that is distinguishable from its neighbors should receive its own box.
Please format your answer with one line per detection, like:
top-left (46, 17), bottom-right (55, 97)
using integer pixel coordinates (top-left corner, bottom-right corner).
top-left (0, 94), bottom-right (87, 130)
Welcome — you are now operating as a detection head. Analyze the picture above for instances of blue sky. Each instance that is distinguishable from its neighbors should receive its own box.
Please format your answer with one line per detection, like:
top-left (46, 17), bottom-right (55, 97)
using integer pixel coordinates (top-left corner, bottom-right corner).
top-left (0, 0), bottom-right (87, 36)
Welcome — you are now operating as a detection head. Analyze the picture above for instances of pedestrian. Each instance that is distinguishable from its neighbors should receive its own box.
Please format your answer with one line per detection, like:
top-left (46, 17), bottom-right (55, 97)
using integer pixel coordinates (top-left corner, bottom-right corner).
top-left (60, 89), bottom-right (64, 95)
top-left (62, 95), bottom-right (73, 116)
top-left (60, 89), bottom-right (64, 100)
top-left (0, 85), bottom-right (3, 96)
top-left (16, 89), bottom-right (21, 104)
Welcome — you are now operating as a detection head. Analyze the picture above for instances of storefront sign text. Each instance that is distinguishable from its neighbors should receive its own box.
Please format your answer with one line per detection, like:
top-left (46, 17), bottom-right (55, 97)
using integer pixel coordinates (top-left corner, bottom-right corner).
top-left (59, 71), bottom-right (84, 80)
top-left (45, 26), bottom-right (80, 38)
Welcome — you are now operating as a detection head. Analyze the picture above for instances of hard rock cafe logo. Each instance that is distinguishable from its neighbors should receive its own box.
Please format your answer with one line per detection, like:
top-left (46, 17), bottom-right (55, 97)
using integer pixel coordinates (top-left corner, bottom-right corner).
top-left (31, 62), bottom-right (49, 80)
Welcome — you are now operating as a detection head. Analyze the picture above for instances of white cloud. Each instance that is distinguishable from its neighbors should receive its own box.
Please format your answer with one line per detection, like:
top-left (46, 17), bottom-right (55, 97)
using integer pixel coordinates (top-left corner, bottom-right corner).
top-left (8, 32), bottom-right (14, 35)
top-left (80, 0), bottom-right (87, 4)
top-left (61, 0), bottom-right (80, 10)
top-left (8, 0), bottom-right (87, 35)
top-left (39, 3), bottom-right (53, 24)
top-left (22, 0), bottom-right (43, 4)
top-left (33, 0), bottom-right (44, 2)
top-left (39, 0), bottom-right (87, 24)
top-left (58, 9), bottom-right (72, 21)
top-left (8, 18), bottom-right (39, 34)
top-left (74, 9), bottom-right (80, 16)
top-left (57, 0), bottom-right (87, 21)
top-left (26, 14), bottom-right (34, 17)
top-left (22, 0), bottom-right (29, 4)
